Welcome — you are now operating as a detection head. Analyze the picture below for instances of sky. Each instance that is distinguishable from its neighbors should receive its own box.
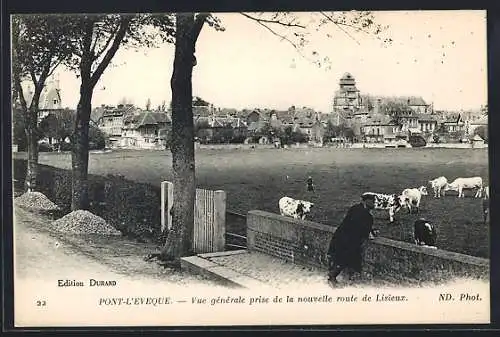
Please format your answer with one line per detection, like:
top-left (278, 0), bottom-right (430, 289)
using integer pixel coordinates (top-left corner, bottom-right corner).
top-left (48, 10), bottom-right (487, 112)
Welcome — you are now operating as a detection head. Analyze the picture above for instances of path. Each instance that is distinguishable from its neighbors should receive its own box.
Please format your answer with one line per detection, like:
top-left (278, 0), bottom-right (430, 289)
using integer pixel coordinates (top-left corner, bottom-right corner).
top-left (13, 207), bottom-right (225, 289)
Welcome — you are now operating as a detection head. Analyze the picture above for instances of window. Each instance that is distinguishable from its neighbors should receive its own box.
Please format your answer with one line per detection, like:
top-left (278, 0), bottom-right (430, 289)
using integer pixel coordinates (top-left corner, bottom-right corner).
top-left (53, 99), bottom-right (58, 105)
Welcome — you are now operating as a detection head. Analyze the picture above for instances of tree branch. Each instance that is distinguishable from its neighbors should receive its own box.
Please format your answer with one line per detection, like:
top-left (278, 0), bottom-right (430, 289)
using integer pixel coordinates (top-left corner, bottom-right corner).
top-left (93, 23), bottom-right (119, 61)
top-left (320, 12), bottom-right (360, 45)
top-left (192, 13), bottom-right (208, 44)
top-left (242, 15), bottom-right (313, 63)
top-left (89, 26), bottom-right (101, 60)
top-left (89, 16), bottom-right (131, 89)
top-left (240, 12), bottom-right (306, 29)
top-left (48, 57), bottom-right (64, 78)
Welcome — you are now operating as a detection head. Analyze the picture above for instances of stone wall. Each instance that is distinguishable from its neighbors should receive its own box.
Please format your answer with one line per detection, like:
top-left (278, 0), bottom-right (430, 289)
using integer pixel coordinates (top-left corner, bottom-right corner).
top-left (246, 210), bottom-right (489, 283)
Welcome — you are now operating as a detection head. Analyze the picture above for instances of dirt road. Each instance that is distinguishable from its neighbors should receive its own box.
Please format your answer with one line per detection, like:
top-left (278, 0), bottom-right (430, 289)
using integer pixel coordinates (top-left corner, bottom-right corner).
top-left (14, 207), bottom-right (225, 287)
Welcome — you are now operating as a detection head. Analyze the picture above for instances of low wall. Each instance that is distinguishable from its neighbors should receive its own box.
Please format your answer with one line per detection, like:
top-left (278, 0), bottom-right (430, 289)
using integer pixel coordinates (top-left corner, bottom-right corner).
top-left (246, 210), bottom-right (489, 283)
top-left (350, 142), bottom-right (488, 149)
top-left (194, 143), bottom-right (313, 150)
top-left (351, 143), bottom-right (410, 149)
top-left (425, 143), bottom-right (488, 149)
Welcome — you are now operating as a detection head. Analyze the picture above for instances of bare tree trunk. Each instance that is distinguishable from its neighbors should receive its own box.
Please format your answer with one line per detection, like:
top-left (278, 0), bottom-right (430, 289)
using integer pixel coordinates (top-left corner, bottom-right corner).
top-left (71, 86), bottom-right (92, 211)
top-left (161, 13), bottom-right (197, 263)
top-left (24, 108), bottom-right (39, 192)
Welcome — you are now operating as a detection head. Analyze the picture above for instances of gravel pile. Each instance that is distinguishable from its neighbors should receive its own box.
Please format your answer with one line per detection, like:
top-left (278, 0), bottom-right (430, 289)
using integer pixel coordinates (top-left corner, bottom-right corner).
top-left (51, 210), bottom-right (122, 236)
top-left (14, 192), bottom-right (60, 211)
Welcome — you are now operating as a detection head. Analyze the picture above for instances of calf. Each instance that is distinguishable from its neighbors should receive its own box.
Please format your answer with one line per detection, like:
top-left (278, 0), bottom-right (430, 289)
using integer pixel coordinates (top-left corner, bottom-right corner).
top-left (361, 192), bottom-right (406, 223)
top-left (428, 176), bottom-right (448, 198)
top-left (402, 186), bottom-right (428, 214)
top-left (444, 177), bottom-right (483, 198)
top-left (278, 196), bottom-right (314, 220)
top-left (414, 218), bottom-right (437, 248)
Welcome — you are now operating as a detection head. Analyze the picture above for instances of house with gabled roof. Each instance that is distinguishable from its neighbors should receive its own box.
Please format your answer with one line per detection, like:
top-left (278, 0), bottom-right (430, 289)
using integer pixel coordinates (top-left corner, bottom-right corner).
top-left (22, 75), bottom-right (65, 123)
top-left (97, 104), bottom-right (139, 140)
top-left (121, 111), bottom-right (171, 148)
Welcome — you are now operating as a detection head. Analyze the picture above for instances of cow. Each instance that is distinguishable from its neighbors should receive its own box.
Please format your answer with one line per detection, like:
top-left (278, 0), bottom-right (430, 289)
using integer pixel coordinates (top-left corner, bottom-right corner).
top-left (401, 186), bottom-right (428, 214)
top-left (278, 196), bottom-right (314, 220)
top-left (444, 177), bottom-right (483, 198)
top-left (414, 218), bottom-right (437, 248)
top-left (428, 176), bottom-right (448, 198)
top-left (483, 185), bottom-right (490, 200)
top-left (361, 192), bottom-right (407, 223)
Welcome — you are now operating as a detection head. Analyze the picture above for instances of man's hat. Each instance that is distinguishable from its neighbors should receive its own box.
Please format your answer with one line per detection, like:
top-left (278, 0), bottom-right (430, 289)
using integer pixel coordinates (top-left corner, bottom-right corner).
top-left (361, 194), bottom-right (375, 201)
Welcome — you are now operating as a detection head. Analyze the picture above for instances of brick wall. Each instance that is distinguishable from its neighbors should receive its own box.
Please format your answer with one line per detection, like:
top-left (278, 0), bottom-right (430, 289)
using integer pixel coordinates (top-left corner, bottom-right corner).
top-left (246, 210), bottom-right (489, 283)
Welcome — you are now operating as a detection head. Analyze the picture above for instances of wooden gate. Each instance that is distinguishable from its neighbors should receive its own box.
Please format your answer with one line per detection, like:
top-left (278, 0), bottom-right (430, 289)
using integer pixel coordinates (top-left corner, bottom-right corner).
top-left (161, 181), bottom-right (226, 253)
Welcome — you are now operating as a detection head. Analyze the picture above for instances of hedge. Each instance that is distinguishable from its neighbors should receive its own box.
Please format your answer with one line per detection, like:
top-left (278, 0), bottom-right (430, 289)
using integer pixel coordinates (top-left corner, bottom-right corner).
top-left (13, 159), bottom-right (163, 243)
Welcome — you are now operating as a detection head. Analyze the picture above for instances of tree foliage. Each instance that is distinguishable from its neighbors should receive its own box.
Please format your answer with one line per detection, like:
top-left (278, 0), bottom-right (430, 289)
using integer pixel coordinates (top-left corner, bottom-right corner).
top-left (240, 11), bottom-right (392, 69)
top-left (12, 15), bottom-right (74, 192)
top-left (378, 101), bottom-right (412, 126)
top-left (474, 125), bottom-right (488, 142)
top-left (39, 109), bottom-right (75, 143)
top-left (61, 13), bottom-right (182, 210)
top-left (193, 96), bottom-right (210, 106)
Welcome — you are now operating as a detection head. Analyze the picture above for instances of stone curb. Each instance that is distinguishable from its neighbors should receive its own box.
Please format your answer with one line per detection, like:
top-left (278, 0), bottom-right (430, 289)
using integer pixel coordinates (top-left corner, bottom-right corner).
top-left (180, 250), bottom-right (273, 289)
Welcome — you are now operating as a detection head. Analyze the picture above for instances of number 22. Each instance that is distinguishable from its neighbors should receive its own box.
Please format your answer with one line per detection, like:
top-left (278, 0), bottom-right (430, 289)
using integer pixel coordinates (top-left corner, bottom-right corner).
top-left (36, 300), bottom-right (47, 307)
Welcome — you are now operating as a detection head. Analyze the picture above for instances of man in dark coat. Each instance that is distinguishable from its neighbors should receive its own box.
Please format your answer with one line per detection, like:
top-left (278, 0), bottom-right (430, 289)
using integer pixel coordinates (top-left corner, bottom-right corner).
top-left (327, 193), bottom-right (377, 286)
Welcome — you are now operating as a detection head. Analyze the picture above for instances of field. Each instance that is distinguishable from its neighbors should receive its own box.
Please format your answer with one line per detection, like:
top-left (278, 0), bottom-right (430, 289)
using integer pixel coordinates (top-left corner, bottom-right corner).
top-left (34, 147), bottom-right (490, 258)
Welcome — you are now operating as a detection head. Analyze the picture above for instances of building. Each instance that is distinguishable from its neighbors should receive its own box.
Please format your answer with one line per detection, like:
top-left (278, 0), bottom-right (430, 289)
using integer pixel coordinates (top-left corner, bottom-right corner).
top-left (121, 111), bottom-right (171, 148)
top-left (97, 104), bottom-right (138, 141)
top-left (22, 75), bottom-right (64, 123)
top-left (332, 72), bottom-right (366, 116)
top-left (330, 73), bottom-right (432, 141)
top-left (361, 123), bottom-right (399, 143)
top-left (310, 120), bottom-right (326, 144)
top-left (417, 114), bottom-right (439, 133)
top-left (440, 114), bottom-right (466, 133)
top-left (371, 96), bottom-right (431, 115)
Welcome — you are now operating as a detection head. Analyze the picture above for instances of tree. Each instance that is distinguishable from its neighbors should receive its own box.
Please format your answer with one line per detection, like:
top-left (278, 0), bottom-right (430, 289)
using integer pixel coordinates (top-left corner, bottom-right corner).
top-left (160, 11), bottom-right (390, 264)
top-left (64, 14), bottom-right (175, 211)
top-left (12, 108), bottom-right (27, 151)
top-left (474, 125), bottom-right (488, 142)
top-left (12, 15), bottom-right (72, 192)
top-left (193, 96), bottom-right (210, 106)
top-left (39, 110), bottom-right (107, 149)
top-left (39, 109), bottom-right (75, 144)
top-left (379, 100), bottom-right (412, 126)
top-left (323, 120), bottom-right (337, 141)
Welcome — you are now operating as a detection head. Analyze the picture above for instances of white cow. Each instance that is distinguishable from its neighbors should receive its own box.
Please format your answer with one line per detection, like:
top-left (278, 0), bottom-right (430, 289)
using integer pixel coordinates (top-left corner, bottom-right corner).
top-left (279, 196), bottom-right (314, 220)
top-left (483, 185), bottom-right (490, 199)
top-left (444, 177), bottom-right (483, 198)
top-left (428, 176), bottom-right (448, 198)
top-left (402, 186), bottom-right (428, 214)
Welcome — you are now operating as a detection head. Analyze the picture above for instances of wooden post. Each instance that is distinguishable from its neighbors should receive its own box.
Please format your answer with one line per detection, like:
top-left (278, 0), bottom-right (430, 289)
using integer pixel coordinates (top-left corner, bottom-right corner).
top-left (161, 181), bottom-right (174, 233)
top-left (213, 190), bottom-right (226, 252)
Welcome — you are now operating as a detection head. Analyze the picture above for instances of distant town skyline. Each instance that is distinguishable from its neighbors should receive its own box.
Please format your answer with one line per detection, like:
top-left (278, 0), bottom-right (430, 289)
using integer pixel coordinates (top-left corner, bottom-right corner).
top-left (33, 10), bottom-right (487, 112)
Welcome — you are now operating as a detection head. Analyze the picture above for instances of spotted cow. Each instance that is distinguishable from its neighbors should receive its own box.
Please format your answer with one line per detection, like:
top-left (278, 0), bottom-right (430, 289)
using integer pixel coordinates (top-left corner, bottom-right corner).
top-left (278, 196), bottom-right (314, 220)
top-left (361, 192), bottom-right (406, 223)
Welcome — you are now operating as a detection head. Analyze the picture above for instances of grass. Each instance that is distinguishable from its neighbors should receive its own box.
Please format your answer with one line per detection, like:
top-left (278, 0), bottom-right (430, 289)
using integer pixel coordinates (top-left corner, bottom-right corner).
top-left (31, 147), bottom-right (490, 258)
